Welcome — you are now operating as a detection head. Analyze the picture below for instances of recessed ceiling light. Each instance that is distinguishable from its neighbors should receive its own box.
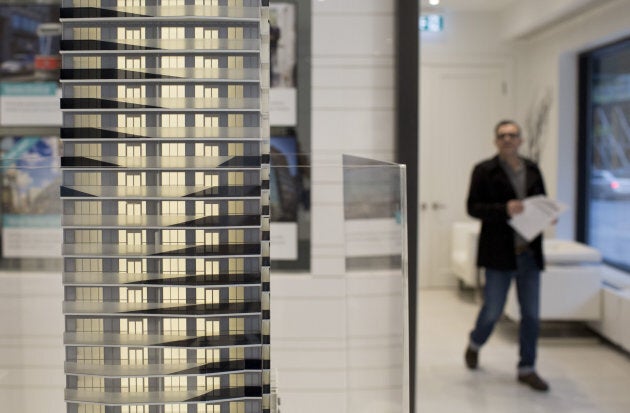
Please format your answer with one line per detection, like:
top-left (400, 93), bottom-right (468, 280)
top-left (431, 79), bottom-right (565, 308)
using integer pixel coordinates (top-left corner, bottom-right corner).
top-left (428, 0), bottom-right (440, 6)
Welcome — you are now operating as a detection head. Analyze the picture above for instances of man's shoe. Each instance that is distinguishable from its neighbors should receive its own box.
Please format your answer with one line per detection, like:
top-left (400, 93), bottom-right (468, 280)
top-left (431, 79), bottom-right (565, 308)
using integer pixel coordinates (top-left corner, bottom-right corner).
top-left (464, 347), bottom-right (478, 370)
top-left (517, 372), bottom-right (549, 392)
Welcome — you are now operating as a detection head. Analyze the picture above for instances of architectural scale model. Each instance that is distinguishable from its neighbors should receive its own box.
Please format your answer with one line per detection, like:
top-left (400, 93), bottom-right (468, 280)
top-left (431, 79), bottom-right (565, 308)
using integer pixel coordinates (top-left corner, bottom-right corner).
top-left (60, 1), bottom-right (270, 412)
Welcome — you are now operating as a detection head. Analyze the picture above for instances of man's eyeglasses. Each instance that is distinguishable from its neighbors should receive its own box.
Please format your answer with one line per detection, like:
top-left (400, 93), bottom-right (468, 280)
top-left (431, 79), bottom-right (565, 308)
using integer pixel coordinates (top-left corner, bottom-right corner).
top-left (496, 133), bottom-right (520, 140)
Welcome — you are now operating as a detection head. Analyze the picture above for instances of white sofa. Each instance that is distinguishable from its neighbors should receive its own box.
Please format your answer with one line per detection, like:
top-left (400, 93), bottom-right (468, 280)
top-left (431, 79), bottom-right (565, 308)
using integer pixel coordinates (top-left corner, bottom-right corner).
top-left (450, 222), bottom-right (603, 321)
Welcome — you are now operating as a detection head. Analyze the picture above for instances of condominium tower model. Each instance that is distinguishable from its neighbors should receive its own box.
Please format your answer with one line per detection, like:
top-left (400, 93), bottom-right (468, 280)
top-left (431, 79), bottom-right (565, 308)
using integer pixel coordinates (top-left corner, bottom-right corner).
top-left (60, 1), bottom-right (270, 412)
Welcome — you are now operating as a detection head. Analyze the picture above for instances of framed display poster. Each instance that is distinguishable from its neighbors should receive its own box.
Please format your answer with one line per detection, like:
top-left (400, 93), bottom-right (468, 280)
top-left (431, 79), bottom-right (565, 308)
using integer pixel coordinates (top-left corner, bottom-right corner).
top-left (1, 136), bottom-right (62, 258)
top-left (269, 2), bottom-right (297, 126)
top-left (0, 4), bottom-right (62, 126)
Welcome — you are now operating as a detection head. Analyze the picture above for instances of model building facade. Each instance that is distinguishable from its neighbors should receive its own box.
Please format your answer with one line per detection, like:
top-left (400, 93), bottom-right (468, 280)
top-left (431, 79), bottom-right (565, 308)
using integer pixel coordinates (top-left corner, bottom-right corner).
top-left (60, 1), bottom-right (270, 412)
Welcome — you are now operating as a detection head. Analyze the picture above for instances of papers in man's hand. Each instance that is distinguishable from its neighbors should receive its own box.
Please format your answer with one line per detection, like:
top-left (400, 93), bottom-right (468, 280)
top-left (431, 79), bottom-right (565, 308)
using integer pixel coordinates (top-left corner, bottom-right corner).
top-left (509, 195), bottom-right (568, 242)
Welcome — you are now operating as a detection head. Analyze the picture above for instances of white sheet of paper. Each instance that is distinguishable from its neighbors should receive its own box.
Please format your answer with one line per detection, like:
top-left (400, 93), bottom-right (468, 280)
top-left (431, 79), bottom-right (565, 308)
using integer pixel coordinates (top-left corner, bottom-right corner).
top-left (509, 195), bottom-right (568, 242)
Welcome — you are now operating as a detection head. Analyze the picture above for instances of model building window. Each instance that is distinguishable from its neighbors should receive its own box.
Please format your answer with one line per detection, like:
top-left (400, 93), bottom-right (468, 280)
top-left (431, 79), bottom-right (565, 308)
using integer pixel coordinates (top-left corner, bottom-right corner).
top-left (121, 347), bottom-right (148, 365)
top-left (202, 405), bottom-right (221, 413)
top-left (75, 172), bottom-right (101, 186)
top-left (118, 114), bottom-right (146, 128)
top-left (228, 258), bottom-right (244, 274)
top-left (227, 85), bottom-right (243, 99)
top-left (162, 229), bottom-right (186, 245)
top-left (74, 85), bottom-right (101, 99)
top-left (119, 200), bottom-right (146, 216)
top-left (195, 27), bottom-right (219, 40)
top-left (196, 288), bottom-right (219, 304)
top-left (76, 258), bottom-right (102, 272)
top-left (117, 56), bottom-right (146, 70)
top-left (228, 114), bottom-right (244, 127)
top-left (121, 0), bottom-right (146, 6)
top-left (120, 258), bottom-right (146, 274)
top-left (119, 229), bottom-right (146, 245)
top-left (229, 400), bottom-right (246, 413)
top-left (161, 84), bottom-right (185, 99)
top-left (75, 229), bottom-right (101, 244)
top-left (228, 286), bottom-right (244, 303)
top-left (196, 319), bottom-right (219, 336)
top-left (164, 377), bottom-right (187, 392)
top-left (195, 85), bottom-right (219, 99)
top-left (161, 171), bottom-right (185, 186)
top-left (76, 318), bottom-right (104, 333)
top-left (227, 0), bottom-right (244, 6)
top-left (72, 56), bottom-right (101, 69)
top-left (227, 56), bottom-right (244, 69)
top-left (77, 375), bottom-right (104, 391)
top-left (118, 171), bottom-right (146, 187)
top-left (122, 405), bottom-right (149, 413)
top-left (117, 85), bottom-right (146, 99)
top-left (161, 55), bottom-right (185, 69)
top-left (161, 26), bottom-right (185, 40)
top-left (227, 27), bottom-right (244, 39)
top-left (228, 200), bottom-right (244, 215)
top-left (195, 56), bottom-right (219, 69)
top-left (163, 318), bottom-right (186, 335)
top-left (77, 346), bottom-right (104, 365)
top-left (196, 230), bottom-right (219, 246)
top-left (164, 403), bottom-right (188, 413)
top-left (120, 318), bottom-right (147, 335)
top-left (120, 286), bottom-right (147, 303)
top-left (162, 258), bottom-right (186, 274)
top-left (161, 142), bottom-right (185, 156)
top-left (75, 0), bottom-right (101, 7)
top-left (195, 201), bottom-right (219, 216)
top-left (120, 377), bottom-right (148, 393)
top-left (161, 113), bottom-right (186, 127)
top-left (228, 171), bottom-right (244, 186)
top-left (163, 348), bottom-right (186, 365)
top-left (118, 142), bottom-right (146, 157)
top-left (195, 114), bottom-right (219, 128)
top-left (227, 143), bottom-right (244, 156)
top-left (197, 376), bottom-right (220, 392)
top-left (161, 200), bottom-right (185, 215)
top-left (74, 114), bottom-right (101, 128)
top-left (76, 287), bottom-right (103, 302)
top-left (195, 259), bottom-right (219, 276)
top-left (228, 229), bottom-right (244, 244)
top-left (162, 0), bottom-right (184, 6)
top-left (195, 143), bottom-right (219, 157)
top-left (195, 172), bottom-right (219, 191)
top-left (74, 143), bottom-right (101, 157)
top-left (201, 0), bottom-right (219, 5)
top-left (73, 27), bottom-right (101, 40)
top-left (163, 287), bottom-right (186, 303)
top-left (196, 348), bottom-right (220, 364)
top-left (75, 201), bottom-right (101, 215)
top-left (118, 27), bottom-right (145, 40)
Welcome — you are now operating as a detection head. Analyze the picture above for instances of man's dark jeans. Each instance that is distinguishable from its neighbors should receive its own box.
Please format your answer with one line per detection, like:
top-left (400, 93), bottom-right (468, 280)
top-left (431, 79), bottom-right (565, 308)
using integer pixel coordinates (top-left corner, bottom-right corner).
top-left (469, 251), bottom-right (541, 371)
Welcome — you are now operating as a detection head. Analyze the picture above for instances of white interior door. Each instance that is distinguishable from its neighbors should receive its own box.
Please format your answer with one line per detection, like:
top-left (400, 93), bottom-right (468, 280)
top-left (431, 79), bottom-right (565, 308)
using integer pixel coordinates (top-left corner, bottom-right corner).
top-left (419, 62), bottom-right (513, 287)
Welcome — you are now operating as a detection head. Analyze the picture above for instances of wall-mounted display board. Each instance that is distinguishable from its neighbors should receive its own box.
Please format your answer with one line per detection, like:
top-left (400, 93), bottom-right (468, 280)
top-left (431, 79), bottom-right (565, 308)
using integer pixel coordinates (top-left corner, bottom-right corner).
top-left (0, 0), bottom-right (61, 270)
top-left (269, 0), bottom-right (311, 271)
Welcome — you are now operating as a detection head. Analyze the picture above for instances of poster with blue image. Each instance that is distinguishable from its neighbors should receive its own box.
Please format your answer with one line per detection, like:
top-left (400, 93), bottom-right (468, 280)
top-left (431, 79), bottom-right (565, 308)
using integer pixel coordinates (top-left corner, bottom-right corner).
top-left (1, 136), bottom-right (62, 258)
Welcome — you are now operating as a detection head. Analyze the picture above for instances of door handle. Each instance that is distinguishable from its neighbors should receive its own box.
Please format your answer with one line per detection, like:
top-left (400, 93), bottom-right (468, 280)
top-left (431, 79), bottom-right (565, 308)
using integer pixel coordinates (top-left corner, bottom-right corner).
top-left (432, 202), bottom-right (446, 210)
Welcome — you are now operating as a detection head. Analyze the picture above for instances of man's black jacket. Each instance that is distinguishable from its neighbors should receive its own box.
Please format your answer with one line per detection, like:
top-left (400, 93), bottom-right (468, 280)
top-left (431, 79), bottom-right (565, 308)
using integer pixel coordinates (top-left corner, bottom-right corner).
top-left (466, 155), bottom-right (546, 271)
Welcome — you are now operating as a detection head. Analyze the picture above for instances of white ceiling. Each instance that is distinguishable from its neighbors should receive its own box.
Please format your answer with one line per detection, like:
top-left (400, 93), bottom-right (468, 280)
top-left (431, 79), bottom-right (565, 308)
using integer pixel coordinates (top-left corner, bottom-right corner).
top-left (421, 0), bottom-right (515, 12)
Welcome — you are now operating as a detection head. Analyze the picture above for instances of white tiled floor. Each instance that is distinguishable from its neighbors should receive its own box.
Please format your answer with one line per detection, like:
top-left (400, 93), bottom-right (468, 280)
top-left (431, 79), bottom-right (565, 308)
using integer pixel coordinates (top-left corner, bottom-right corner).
top-left (417, 289), bottom-right (630, 413)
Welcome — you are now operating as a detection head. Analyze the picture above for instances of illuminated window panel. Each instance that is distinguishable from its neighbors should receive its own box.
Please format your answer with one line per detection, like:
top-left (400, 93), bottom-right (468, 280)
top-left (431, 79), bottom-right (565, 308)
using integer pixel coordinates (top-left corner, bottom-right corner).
top-left (161, 200), bottom-right (185, 215)
top-left (161, 84), bottom-right (185, 99)
top-left (227, 27), bottom-right (244, 39)
top-left (161, 171), bottom-right (185, 186)
top-left (118, 171), bottom-right (146, 187)
top-left (74, 143), bottom-right (101, 157)
top-left (120, 258), bottom-right (147, 274)
top-left (195, 288), bottom-right (219, 304)
top-left (227, 114), bottom-right (244, 127)
top-left (121, 347), bottom-right (148, 366)
top-left (75, 258), bottom-right (103, 272)
top-left (195, 201), bottom-right (219, 216)
top-left (196, 376), bottom-right (220, 392)
top-left (120, 377), bottom-right (148, 393)
top-left (161, 55), bottom-right (185, 69)
top-left (195, 230), bottom-right (219, 246)
top-left (227, 171), bottom-right (244, 186)
top-left (119, 200), bottom-right (146, 216)
top-left (196, 348), bottom-right (220, 364)
top-left (163, 347), bottom-right (187, 364)
top-left (76, 318), bottom-right (104, 333)
top-left (77, 376), bottom-right (104, 391)
top-left (228, 258), bottom-right (244, 274)
top-left (195, 259), bottom-right (219, 276)
top-left (76, 347), bottom-right (104, 365)
top-left (161, 27), bottom-right (185, 40)
top-left (118, 114), bottom-right (146, 128)
top-left (162, 229), bottom-right (186, 245)
top-left (118, 142), bottom-right (146, 157)
top-left (120, 287), bottom-right (147, 303)
top-left (74, 85), bottom-right (101, 99)
top-left (164, 404), bottom-right (188, 413)
top-left (195, 114), bottom-right (220, 128)
top-left (73, 114), bottom-right (101, 128)
top-left (120, 318), bottom-right (148, 335)
top-left (75, 172), bottom-right (101, 186)
top-left (119, 229), bottom-right (147, 245)
top-left (163, 318), bottom-right (187, 335)
top-left (195, 85), bottom-right (219, 99)
top-left (195, 172), bottom-right (219, 188)
top-left (117, 84), bottom-right (146, 99)
top-left (161, 142), bottom-right (185, 156)
top-left (195, 27), bottom-right (219, 40)
top-left (162, 258), bottom-right (186, 274)
top-left (227, 85), bottom-right (243, 99)
top-left (118, 27), bottom-right (145, 40)
top-left (228, 287), bottom-right (244, 303)
top-left (161, 113), bottom-right (186, 127)
top-left (74, 229), bottom-right (101, 243)
top-left (227, 56), bottom-right (244, 69)
top-left (195, 56), bottom-right (219, 69)
top-left (229, 318), bottom-right (244, 334)
top-left (72, 56), bottom-right (101, 69)
top-left (228, 200), bottom-right (244, 215)
top-left (228, 229), bottom-right (244, 244)
top-left (162, 287), bottom-right (186, 303)
top-left (196, 319), bottom-right (219, 336)
top-left (72, 27), bottom-right (101, 40)
top-left (117, 56), bottom-right (146, 70)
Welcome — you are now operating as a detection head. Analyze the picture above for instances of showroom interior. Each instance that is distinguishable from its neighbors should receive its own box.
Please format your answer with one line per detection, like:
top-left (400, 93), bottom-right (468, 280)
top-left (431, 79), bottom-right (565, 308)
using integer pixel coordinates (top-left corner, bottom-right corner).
top-left (1, 0), bottom-right (630, 412)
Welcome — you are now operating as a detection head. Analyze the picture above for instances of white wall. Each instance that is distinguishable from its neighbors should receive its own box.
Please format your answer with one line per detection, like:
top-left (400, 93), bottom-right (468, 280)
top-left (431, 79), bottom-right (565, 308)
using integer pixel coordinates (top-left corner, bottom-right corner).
top-left (512, 0), bottom-right (630, 239)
